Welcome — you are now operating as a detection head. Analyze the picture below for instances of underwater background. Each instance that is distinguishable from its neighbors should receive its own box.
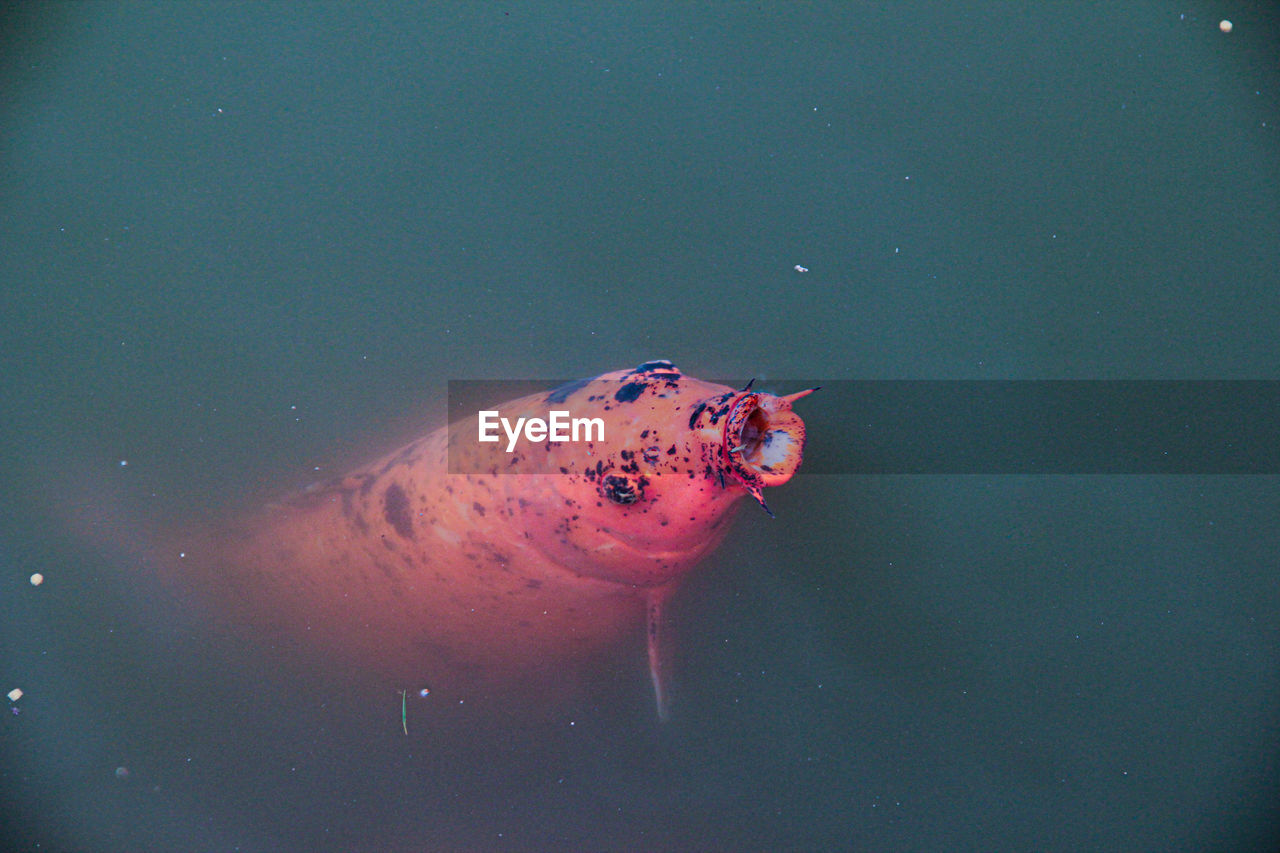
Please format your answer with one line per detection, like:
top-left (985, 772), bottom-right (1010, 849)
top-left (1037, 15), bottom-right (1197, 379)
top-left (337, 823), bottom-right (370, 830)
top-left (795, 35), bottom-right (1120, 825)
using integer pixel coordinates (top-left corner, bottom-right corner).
top-left (3, 2), bottom-right (1279, 849)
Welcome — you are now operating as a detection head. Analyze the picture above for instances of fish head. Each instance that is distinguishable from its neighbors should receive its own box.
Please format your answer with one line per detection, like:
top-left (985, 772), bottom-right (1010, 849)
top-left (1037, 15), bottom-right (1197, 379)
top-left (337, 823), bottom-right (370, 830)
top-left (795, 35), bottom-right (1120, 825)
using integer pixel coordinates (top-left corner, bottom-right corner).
top-left (499, 362), bottom-right (813, 587)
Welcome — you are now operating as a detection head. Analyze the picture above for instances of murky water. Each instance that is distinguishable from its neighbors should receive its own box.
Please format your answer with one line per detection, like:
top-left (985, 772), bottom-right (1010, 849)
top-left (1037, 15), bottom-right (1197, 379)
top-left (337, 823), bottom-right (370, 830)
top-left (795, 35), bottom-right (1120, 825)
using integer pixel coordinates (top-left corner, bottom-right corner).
top-left (3, 3), bottom-right (1279, 849)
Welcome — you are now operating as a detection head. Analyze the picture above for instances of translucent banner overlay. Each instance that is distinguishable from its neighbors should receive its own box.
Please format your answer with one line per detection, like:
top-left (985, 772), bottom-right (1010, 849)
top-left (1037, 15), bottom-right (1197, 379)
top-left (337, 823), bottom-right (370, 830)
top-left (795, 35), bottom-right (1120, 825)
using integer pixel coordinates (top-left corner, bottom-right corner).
top-left (448, 380), bottom-right (1280, 475)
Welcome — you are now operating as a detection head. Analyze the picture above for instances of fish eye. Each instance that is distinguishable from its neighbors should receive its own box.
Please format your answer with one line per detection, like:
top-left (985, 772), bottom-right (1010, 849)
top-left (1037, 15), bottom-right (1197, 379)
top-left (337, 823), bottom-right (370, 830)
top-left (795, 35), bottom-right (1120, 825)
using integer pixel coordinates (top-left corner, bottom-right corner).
top-left (600, 474), bottom-right (643, 505)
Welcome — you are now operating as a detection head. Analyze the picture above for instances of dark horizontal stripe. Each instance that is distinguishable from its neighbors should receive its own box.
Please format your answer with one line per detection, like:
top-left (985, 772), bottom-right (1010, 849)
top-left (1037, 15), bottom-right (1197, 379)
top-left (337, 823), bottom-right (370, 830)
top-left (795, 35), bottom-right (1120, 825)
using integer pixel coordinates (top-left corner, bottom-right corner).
top-left (448, 380), bottom-right (1280, 475)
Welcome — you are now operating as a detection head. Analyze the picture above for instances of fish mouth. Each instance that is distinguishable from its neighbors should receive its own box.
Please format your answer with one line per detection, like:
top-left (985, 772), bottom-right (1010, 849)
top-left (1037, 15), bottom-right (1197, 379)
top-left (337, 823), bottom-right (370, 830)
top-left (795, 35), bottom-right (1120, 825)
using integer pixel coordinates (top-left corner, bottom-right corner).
top-left (722, 387), bottom-right (815, 514)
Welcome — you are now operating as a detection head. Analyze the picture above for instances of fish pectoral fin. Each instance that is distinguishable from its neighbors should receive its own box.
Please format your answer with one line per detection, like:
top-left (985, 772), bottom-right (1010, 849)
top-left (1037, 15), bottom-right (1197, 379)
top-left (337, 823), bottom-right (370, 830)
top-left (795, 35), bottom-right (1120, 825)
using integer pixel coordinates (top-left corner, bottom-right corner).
top-left (646, 587), bottom-right (675, 722)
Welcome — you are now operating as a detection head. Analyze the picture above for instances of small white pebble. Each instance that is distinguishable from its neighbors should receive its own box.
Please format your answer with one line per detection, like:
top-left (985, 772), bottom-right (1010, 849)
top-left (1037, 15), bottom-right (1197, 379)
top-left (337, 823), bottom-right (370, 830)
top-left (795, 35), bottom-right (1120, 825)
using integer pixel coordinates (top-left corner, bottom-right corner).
top-left (30, 573), bottom-right (43, 586)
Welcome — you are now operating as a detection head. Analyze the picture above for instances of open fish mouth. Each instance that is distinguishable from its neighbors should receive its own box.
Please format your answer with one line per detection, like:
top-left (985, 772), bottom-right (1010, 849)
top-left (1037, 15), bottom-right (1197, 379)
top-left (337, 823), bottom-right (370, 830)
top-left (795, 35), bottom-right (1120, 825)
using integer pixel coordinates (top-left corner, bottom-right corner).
top-left (722, 386), bottom-right (817, 515)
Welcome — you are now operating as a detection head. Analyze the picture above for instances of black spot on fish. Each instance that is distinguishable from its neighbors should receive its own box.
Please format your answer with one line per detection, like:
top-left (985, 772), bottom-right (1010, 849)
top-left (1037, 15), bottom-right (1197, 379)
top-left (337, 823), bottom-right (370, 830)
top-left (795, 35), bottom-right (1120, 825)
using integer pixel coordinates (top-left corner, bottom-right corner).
top-left (472, 502), bottom-right (486, 517)
top-left (384, 483), bottom-right (415, 540)
top-left (688, 401), bottom-right (707, 430)
top-left (601, 474), bottom-right (642, 505)
top-left (615, 381), bottom-right (646, 403)
top-left (546, 376), bottom-right (593, 404)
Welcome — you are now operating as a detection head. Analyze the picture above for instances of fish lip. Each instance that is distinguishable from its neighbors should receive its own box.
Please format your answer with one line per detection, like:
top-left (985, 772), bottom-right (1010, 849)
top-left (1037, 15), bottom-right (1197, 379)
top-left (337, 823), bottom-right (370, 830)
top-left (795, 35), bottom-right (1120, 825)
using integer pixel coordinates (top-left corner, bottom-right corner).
top-left (722, 389), bottom-right (811, 489)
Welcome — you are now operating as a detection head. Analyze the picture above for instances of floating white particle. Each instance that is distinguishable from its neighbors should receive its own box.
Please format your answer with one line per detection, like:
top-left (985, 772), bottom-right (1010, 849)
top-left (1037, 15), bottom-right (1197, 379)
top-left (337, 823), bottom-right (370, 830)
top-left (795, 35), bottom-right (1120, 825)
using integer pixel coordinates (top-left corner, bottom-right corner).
top-left (30, 573), bottom-right (43, 586)
top-left (793, 265), bottom-right (809, 273)
top-left (7, 688), bottom-right (21, 702)
top-left (1219, 20), bottom-right (1232, 33)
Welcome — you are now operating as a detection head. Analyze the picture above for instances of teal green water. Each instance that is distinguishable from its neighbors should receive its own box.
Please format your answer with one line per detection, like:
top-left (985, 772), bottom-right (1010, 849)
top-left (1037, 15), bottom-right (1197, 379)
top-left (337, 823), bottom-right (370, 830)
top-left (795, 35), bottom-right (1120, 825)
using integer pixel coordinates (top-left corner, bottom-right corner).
top-left (3, 2), bottom-right (1279, 849)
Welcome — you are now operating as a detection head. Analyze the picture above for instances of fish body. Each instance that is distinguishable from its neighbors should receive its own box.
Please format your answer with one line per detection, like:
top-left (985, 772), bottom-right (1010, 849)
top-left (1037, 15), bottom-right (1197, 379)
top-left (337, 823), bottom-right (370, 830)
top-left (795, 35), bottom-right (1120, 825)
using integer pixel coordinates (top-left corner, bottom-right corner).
top-left (168, 360), bottom-right (811, 718)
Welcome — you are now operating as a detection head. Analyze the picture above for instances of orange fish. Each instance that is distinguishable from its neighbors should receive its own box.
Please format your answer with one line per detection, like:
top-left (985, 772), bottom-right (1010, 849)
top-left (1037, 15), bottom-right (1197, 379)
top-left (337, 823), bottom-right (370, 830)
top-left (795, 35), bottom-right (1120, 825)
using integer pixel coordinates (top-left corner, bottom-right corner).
top-left (166, 360), bottom-right (813, 720)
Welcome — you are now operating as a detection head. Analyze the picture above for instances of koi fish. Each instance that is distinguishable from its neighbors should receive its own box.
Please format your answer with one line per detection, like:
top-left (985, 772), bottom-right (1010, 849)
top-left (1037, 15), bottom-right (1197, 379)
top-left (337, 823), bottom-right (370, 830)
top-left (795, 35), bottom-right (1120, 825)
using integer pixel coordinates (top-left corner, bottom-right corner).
top-left (165, 360), bottom-right (813, 720)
